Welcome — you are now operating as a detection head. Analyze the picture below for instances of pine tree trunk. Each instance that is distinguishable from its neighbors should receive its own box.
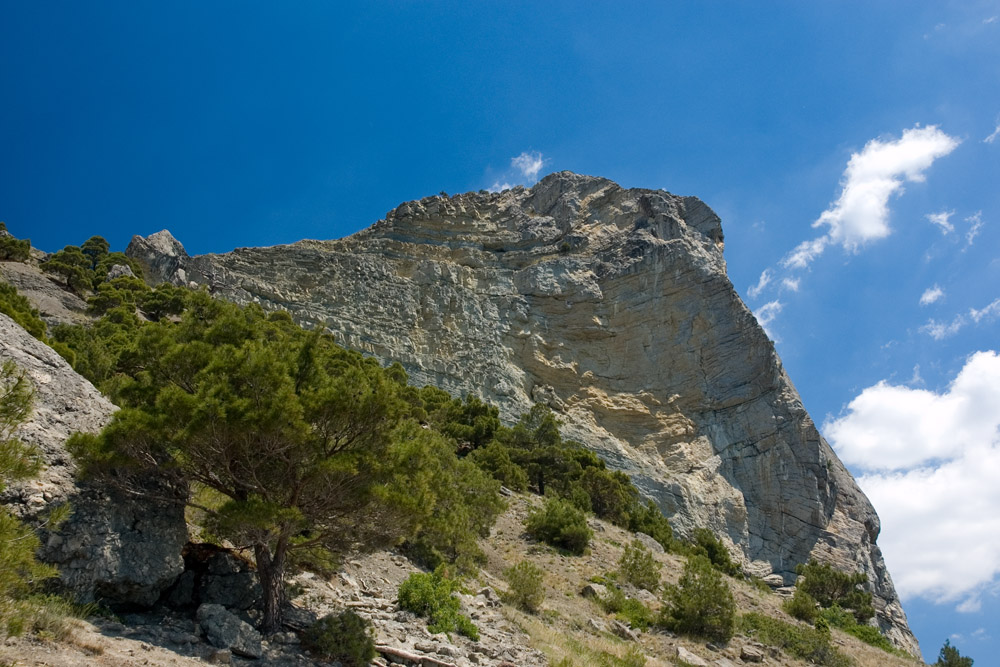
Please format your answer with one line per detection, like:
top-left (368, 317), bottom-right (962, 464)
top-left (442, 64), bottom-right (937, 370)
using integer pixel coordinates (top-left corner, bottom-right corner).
top-left (255, 542), bottom-right (287, 634)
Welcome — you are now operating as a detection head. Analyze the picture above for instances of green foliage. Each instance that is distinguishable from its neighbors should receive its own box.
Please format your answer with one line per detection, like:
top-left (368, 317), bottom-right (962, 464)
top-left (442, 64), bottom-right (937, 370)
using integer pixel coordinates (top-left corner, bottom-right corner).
top-left (0, 361), bottom-right (62, 638)
top-left (783, 587), bottom-right (818, 623)
top-left (0, 282), bottom-right (46, 341)
top-left (625, 499), bottom-right (673, 551)
top-left (0, 223), bottom-right (31, 262)
top-left (503, 561), bottom-right (545, 612)
top-left (87, 276), bottom-right (148, 315)
top-left (525, 497), bottom-right (592, 555)
top-left (796, 560), bottom-right (874, 623)
top-left (690, 527), bottom-right (739, 576)
top-left (659, 555), bottom-right (735, 643)
top-left (302, 610), bottom-right (376, 666)
top-left (67, 296), bottom-right (503, 632)
top-left (738, 612), bottom-right (851, 667)
top-left (936, 639), bottom-right (973, 667)
top-left (597, 586), bottom-right (655, 631)
top-left (41, 236), bottom-right (143, 297)
top-left (466, 440), bottom-right (529, 492)
top-left (818, 606), bottom-right (904, 655)
top-left (617, 539), bottom-right (660, 591)
top-left (398, 569), bottom-right (479, 640)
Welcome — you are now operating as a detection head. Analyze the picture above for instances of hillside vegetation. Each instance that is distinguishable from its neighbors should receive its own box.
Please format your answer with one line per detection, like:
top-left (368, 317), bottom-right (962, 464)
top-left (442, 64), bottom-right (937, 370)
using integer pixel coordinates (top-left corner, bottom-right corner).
top-left (0, 230), bottom-right (939, 665)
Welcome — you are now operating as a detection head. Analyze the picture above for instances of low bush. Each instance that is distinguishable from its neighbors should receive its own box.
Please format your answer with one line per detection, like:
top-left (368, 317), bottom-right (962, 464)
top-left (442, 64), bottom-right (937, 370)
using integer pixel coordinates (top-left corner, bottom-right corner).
top-left (783, 587), bottom-right (818, 623)
top-left (658, 555), bottom-right (735, 643)
top-left (594, 585), bottom-right (654, 630)
top-left (795, 560), bottom-right (873, 623)
top-left (503, 561), bottom-right (545, 613)
top-left (819, 605), bottom-right (903, 655)
top-left (617, 538), bottom-right (660, 591)
top-left (525, 497), bottom-right (591, 555)
top-left (738, 612), bottom-right (851, 667)
top-left (302, 610), bottom-right (376, 666)
top-left (397, 568), bottom-right (478, 640)
top-left (690, 528), bottom-right (739, 576)
top-left (0, 223), bottom-right (30, 262)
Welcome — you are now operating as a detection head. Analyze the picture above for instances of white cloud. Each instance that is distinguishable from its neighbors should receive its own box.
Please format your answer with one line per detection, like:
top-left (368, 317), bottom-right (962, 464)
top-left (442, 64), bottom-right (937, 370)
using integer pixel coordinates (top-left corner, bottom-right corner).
top-left (965, 211), bottom-right (984, 248)
top-left (825, 351), bottom-right (1000, 607)
top-left (985, 16), bottom-right (998, 24)
top-left (488, 181), bottom-right (515, 193)
top-left (511, 151), bottom-right (544, 183)
top-left (986, 124), bottom-right (1000, 144)
top-left (747, 269), bottom-right (772, 299)
top-left (920, 296), bottom-right (1000, 339)
top-left (921, 315), bottom-right (967, 339)
top-left (781, 277), bottom-right (800, 292)
top-left (753, 300), bottom-right (783, 341)
top-left (970, 298), bottom-right (1000, 323)
top-left (920, 285), bottom-right (945, 306)
top-left (781, 125), bottom-right (960, 269)
top-left (926, 210), bottom-right (955, 235)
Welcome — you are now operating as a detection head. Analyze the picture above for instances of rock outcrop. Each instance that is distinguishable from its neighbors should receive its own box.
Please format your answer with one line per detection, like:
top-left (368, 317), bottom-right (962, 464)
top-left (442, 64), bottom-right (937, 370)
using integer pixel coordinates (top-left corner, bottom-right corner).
top-left (128, 171), bottom-right (918, 652)
top-left (0, 312), bottom-right (187, 606)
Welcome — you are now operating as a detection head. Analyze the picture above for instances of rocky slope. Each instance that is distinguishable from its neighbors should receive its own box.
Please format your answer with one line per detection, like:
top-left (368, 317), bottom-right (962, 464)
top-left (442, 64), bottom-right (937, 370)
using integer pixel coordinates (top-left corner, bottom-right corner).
top-left (127, 171), bottom-right (917, 653)
top-left (0, 311), bottom-right (187, 606)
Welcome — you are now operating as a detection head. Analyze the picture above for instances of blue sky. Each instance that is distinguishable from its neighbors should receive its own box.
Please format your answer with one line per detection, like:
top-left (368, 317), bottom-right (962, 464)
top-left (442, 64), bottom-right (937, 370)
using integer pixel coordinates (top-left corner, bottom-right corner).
top-left (2, 2), bottom-right (998, 662)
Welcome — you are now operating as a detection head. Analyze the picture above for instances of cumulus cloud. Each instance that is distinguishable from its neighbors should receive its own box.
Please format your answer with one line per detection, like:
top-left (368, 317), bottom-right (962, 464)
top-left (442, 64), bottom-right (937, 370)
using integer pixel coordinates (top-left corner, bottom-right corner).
top-left (825, 351), bottom-right (1000, 607)
top-left (747, 269), bottom-right (772, 299)
top-left (753, 300), bottom-right (783, 341)
top-left (920, 285), bottom-right (945, 306)
top-left (781, 125), bottom-right (960, 269)
top-left (926, 210), bottom-right (955, 234)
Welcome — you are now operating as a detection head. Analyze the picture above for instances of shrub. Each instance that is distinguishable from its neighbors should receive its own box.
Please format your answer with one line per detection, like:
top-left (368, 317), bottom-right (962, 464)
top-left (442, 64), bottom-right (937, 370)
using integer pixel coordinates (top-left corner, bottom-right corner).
top-left (819, 606), bottom-right (902, 655)
top-left (302, 610), bottom-right (376, 666)
top-left (397, 569), bottom-right (478, 640)
top-left (659, 555), bottom-right (735, 643)
top-left (626, 500), bottom-right (673, 551)
top-left (0, 223), bottom-right (30, 262)
top-left (783, 587), bottom-right (818, 623)
top-left (691, 528), bottom-right (739, 576)
top-left (738, 612), bottom-right (851, 667)
top-left (503, 561), bottom-right (545, 612)
top-left (795, 560), bottom-right (873, 623)
top-left (617, 539), bottom-right (660, 591)
top-left (525, 497), bottom-right (592, 555)
top-left (0, 283), bottom-right (46, 341)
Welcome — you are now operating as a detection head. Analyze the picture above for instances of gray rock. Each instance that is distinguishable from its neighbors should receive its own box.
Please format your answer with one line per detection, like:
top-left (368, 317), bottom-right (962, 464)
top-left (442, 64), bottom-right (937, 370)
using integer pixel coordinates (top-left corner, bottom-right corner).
top-left (633, 532), bottom-right (665, 554)
top-left (674, 646), bottom-right (709, 666)
top-left (580, 583), bottom-right (608, 599)
top-left (610, 620), bottom-right (638, 641)
top-left (197, 603), bottom-right (262, 659)
top-left (0, 261), bottom-right (89, 327)
top-left (127, 171), bottom-right (919, 655)
top-left (105, 264), bottom-right (135, 280)
top-left (0, 313), bottom-right (186, 607)
top-left (740, 644), bottom-right (764, 663)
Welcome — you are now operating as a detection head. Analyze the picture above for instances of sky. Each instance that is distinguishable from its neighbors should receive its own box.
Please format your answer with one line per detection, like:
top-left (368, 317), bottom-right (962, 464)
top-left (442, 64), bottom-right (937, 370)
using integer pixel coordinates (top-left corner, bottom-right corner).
top-left (2, 2), bottom-right (998, 662)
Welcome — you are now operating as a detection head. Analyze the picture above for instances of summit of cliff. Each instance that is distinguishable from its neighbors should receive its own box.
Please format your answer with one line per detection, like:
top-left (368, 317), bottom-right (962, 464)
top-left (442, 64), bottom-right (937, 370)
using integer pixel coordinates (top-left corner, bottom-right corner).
top-left (127, 172), bottom-right (918, 653)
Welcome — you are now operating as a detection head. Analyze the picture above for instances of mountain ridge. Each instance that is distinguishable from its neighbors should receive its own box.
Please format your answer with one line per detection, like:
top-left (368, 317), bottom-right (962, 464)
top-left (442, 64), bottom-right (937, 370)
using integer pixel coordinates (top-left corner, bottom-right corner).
top-left (126, 171), bottom-right (918, 653)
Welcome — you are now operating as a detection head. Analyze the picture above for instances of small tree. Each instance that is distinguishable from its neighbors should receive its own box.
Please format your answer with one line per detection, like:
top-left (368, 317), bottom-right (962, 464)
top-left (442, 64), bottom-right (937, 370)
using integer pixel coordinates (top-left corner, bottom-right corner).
top-left (795, 560), bottom-right (873, 623)
top-left (525, 496), bottom-right (592, 555)
top-left (504, 561), bottom-right (545, 612)
top-left (68, 298), bottom-right (499, 633)
top-left (659, 555), bottom-right (735, 643)
top-left (617, 539), bottom-right (660, 591)
top-left (936, 639), bottom-right (973, 667)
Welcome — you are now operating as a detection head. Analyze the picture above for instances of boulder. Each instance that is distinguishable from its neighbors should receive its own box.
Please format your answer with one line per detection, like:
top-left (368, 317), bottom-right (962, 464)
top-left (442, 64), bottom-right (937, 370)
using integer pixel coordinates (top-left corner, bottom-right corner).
top-left (197, 603), bottom-right (263, 659)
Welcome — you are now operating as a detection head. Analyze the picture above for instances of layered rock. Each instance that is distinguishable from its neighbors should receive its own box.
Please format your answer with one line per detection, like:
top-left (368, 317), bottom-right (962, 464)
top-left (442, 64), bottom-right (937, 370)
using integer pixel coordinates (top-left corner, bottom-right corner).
top-left (0, 312), bottom-right (187, 606)
top-left (128, 171), bottom-right (917, 652)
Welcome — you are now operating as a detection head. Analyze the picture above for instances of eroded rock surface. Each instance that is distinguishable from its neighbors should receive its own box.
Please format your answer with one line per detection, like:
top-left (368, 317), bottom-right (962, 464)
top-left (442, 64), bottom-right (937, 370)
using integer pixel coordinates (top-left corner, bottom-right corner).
top-left (0, 312), bottom-right (186, 606)
top-left (128, 171), bottom-right (918, 652)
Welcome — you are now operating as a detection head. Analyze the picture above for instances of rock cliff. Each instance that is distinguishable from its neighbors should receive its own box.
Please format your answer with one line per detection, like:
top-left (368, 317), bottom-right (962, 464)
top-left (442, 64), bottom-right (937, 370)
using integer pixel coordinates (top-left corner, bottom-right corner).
top-left (0, 311), bottom-right (187, 606)
top-left (128, 171), bottom-right (918, 652)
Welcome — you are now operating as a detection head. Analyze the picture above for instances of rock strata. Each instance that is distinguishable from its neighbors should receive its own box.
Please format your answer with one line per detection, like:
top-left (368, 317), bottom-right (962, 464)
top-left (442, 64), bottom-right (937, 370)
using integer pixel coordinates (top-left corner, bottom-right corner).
top-left (127, 171), bottom-right (918, 653)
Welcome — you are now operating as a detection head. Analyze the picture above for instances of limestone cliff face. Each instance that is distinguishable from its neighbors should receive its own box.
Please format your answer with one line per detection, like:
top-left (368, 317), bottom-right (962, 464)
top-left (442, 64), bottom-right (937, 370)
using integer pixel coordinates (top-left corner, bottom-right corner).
top-left (128, 171), bottom-right (917, 652)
